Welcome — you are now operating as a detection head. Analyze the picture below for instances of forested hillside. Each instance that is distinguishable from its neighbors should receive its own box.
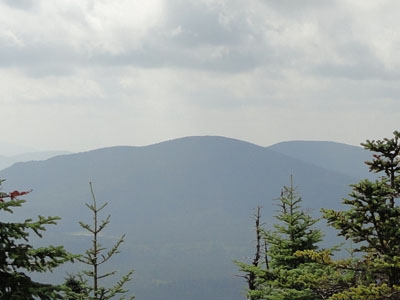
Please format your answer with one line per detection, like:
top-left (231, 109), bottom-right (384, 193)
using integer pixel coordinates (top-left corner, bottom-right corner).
top-left (0, 136), bottom-right (372, 299)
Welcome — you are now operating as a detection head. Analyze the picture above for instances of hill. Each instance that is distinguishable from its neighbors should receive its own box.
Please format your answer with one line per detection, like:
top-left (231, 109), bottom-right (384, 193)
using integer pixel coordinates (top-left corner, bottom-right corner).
top-left (0, 136), bottom-right (369, 300)
top-left (268, 140), bottom-right (373, 179)
top-left (0, 150), bottom-right (72, 171)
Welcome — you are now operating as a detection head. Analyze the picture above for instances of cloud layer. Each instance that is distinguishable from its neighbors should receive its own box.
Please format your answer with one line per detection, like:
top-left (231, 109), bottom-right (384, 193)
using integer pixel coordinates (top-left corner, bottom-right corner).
top-left (1, 0), bottom-right (399, 151)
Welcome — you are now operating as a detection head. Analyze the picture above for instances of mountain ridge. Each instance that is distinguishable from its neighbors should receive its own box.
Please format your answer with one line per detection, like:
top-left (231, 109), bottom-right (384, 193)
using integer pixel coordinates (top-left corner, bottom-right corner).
top-left (0, 135), bottom-right (370, 300)
top-left (267, 139), bottom-right (371, 180)
top-left (0, 150), bottom-right (72, 171)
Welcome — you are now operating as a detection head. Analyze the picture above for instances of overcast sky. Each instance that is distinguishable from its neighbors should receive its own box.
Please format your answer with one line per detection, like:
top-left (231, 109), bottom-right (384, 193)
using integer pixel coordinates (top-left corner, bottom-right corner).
top-left (1, 0), bottom-right (399, 152)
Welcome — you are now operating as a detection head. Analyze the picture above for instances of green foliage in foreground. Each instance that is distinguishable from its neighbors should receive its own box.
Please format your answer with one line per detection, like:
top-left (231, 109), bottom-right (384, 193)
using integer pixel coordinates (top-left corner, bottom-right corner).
top-left (323, 130), bottom-right (400, 298)
top-left (0, 179), bottom-right (134, 300)
top-left (256, 178), bottom-right (323, 300)
top-left (0, 181), bottom-right (75, 299)
top-left (66, 182), bottom-right (134, 300)
top-left (238, 130), bottom-right (400, 300)
top-left (237, 177), bottom-right (345, 300)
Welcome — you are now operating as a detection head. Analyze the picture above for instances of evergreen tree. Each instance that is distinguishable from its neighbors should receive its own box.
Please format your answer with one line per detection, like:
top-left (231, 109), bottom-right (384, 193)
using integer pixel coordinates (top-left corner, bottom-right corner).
top-left (0, 179), bottom-right (75, 299)
top-left (323, 130), bottom-right (400, 298)
top-left (73, 182), bottom-right (134, 300)
top-left (258, 176), bottom-right (323, 300)
top-left (64, 274), bottom-right (88, 300)
top-left (238, 176), bottom-right (337, 300)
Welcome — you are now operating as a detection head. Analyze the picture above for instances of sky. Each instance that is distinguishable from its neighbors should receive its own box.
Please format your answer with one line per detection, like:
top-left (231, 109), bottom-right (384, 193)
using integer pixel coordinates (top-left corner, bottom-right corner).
top-left (1, 0), bottom-right (400, 153)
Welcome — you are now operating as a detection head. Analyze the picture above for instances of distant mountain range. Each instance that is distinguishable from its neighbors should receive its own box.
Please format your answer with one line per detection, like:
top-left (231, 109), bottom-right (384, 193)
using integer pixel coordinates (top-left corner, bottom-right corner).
top-left (0, 136), bottom-right (374, 300)
top-left (0, 151), bottom-right (72, 171)
top-left (268, 140), bottom-right (374, 179)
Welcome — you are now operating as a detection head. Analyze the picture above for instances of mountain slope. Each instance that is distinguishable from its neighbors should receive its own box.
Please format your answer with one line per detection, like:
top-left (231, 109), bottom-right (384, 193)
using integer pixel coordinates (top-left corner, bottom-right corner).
top-left (0, 136), bottom-right (365, 300)
top-left (0, 150), bottom-right (72, 171)
top-left (268, 140), bottom-right (373, 179)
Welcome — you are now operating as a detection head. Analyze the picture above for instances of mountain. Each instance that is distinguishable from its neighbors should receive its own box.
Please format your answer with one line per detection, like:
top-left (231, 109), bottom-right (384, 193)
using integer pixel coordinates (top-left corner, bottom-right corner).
top-left (0, 151), bottom-right (72, 171)
top-left (267, 140), bottom-right (373, 180)
top-left (0, 136), bottom-right (371, 300)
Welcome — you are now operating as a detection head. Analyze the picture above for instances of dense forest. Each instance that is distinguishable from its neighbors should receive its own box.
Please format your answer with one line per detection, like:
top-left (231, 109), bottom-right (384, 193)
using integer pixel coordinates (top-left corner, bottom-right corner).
top-left (2, 131), bottom-right (400, 299)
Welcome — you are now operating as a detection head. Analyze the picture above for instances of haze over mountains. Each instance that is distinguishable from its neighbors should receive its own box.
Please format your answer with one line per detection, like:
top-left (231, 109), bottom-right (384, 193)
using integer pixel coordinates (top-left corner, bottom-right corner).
top-left (0, 141), bottom-right (38, 156)
top-left (0, 151), bottom-right (72, 171)
top-left (268, 140), bottom-right (374, 179)
top-left (0, 136), bottom-right (373, 300)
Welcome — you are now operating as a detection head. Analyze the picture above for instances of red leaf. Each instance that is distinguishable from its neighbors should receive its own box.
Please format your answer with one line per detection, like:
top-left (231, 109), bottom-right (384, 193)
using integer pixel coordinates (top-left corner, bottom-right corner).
top-left (9, 190), bottom-right (31, 199)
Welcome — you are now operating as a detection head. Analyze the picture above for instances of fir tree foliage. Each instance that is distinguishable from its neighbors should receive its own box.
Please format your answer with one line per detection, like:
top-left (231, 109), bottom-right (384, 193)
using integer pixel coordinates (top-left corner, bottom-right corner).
top-left (323, 130), bottom-right (400, 297)
top-left (266, 176), bottom-right (322, 270)
top-left (238, 176), bottom-right (334, 300)
top-left (73, 182), bottom-right (134, 300)
top-left (257, 176), bottom-right (324, 300)
top-left (238, 131), bottom-right (400, 299)
top-left (0, 179), bottom-right (75, 299)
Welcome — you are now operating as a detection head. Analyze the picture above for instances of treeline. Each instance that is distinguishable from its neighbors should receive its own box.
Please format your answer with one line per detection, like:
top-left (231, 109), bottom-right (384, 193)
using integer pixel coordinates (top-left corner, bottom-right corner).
top-left (236, 130), bottom-right (400, 299)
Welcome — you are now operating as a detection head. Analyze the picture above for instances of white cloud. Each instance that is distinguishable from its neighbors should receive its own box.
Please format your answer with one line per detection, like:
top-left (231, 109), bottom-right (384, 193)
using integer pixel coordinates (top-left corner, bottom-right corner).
top-left (1, 0), bottom-right (400, 152)
top-left (0, 69), bottom-right (104, 104)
